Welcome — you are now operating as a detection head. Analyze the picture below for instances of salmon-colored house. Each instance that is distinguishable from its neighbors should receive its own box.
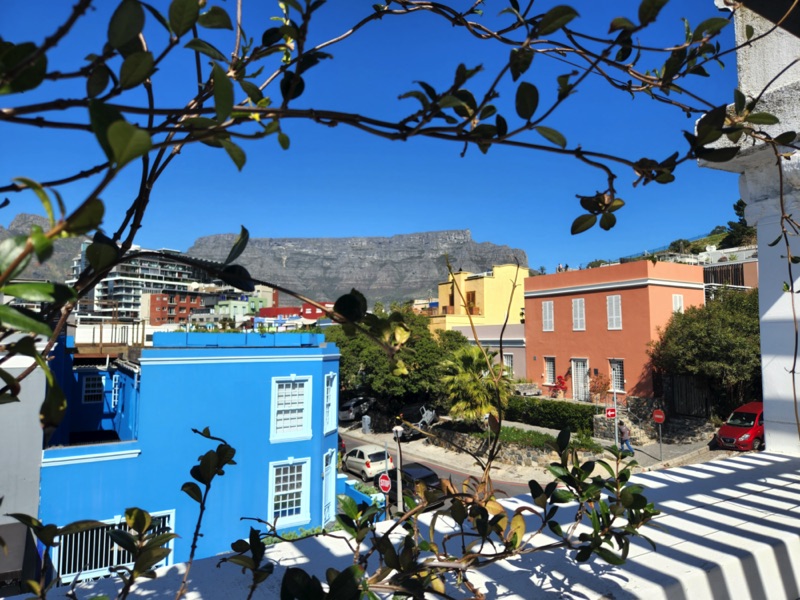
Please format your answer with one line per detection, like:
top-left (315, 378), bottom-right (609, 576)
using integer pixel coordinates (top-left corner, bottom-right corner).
top-left (524, 261), bottom-right (705, 401)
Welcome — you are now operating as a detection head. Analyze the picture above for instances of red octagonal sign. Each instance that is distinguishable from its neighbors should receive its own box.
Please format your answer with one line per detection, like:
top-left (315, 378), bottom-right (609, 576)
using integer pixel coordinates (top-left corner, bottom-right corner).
top-left (653, 409), bottom-right (666, 424)
top-left (605, 407), bottom-right (616, 419)
top-left (378, 472), bottom-right (392, 494)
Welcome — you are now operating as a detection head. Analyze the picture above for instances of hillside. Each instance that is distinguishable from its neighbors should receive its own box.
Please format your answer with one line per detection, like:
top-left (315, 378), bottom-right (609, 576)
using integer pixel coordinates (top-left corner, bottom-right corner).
top-left (186, 230), bottom-right (528, 305)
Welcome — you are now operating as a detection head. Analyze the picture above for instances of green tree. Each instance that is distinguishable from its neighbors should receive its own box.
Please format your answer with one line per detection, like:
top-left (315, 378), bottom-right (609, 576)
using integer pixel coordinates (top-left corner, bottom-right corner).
top-left (719, 199), bottom-right (757, 249)
top-left (325, 304), bottom-right (469, 408)
top-left (649, 288), bottom-right (761, 416)
top-left (440, 345), bottom-right (513, 422)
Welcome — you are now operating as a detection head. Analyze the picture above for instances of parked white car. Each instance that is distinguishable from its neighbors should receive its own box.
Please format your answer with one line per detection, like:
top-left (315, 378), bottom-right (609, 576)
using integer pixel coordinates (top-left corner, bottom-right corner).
top-left (342, 444), bottom-right (393, 482)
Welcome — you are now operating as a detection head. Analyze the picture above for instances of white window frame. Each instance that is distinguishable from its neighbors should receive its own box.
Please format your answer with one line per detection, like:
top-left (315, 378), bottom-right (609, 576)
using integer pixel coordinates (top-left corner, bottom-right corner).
top-left (544, 357), bottom-right (556, 385)
top-left (270, 375), bottom-right (312, 443)
top-left (610, 359), bottom-right (625, 393)
top-left (672, 294), bottom-right (685, 313)
top-left (572, 298), bottom-right (585, 331)
top-left (542, 301), bottom-right (554, 332)
top-left (51, 509), bottom-right (174, 584)
top-left (82, 374), bottom-right (105, 404)
top-left (269, 457), bottom-right (311, 528)
top-left (607, 295), bottom-right (622, 330)
top-left (502, 353), bottom-right (514, 377)
top-left (323, 371), bottom-right (338, 435)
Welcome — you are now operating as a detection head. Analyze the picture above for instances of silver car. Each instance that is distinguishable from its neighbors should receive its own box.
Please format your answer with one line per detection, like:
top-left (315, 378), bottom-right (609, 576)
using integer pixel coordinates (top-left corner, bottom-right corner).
top-left (338, 397), bottom-right (375, 421)
top-left (342, 444), bottom-right (393, 482)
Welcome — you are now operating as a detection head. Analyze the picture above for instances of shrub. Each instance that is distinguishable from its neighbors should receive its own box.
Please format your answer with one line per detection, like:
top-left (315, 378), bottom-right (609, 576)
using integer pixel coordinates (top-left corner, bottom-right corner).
top-left (505, 395), bottom-right (595, 432)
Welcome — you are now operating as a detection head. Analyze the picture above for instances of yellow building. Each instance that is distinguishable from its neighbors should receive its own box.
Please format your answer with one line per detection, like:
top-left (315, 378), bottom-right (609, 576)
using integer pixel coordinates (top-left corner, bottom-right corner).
top-left (427, 264), bottom-right (530, 332)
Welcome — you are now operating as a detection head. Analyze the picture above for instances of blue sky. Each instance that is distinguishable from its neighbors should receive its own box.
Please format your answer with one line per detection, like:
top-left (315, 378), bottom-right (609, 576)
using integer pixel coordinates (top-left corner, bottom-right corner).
top-left (0, 1), bottom-right (741, 273)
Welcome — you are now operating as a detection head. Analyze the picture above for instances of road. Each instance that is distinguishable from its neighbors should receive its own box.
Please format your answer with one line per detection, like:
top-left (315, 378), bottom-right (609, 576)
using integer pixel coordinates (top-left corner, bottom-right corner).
top-left (339, 431), bottom-right (532, 498)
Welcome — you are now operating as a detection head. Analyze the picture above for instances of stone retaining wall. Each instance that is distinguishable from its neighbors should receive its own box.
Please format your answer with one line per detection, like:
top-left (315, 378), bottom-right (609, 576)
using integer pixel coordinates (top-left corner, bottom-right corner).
top-left (426, 427), bottom-right (556, 468)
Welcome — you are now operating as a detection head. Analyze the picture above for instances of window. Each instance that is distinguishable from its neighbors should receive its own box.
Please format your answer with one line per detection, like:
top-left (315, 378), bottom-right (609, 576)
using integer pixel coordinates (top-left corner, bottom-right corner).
top-left (610, 360), bottom-right (625, 392)
top-left (673, 294), bottom-right (684, 313)
top-left (544, 357), bottom-right (556, 385)
top-left (572, 298), bottom-right (585, 331)
top-left (271, 376), bottom-right (312, 441)
top-left (542, 301), bottom-right (554, 332)
top-left (52, 511), bottom-right (173, 584)
top-left (269, 459), bottom-right (310, 527)
top-left (82, 374), bottom-right (104, 404)
top-left (502, 353), bottom-right (514, 377)
top-left (607, 295), bottom-right (622, 330)
top-left (324, 372), bottom-right (337, 434)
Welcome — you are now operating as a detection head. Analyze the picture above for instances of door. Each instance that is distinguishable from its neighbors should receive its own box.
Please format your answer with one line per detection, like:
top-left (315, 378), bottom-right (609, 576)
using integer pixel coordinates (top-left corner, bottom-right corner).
top-left (322, 450), bottom-right (335, 525)
top-left (571, 358), bottom-right (589, 401)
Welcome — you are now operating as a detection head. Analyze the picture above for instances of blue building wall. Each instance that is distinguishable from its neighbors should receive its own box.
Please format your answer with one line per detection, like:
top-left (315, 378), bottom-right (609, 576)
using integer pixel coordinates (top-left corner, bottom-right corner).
top-left (39, 332), bottom-right (339, 566)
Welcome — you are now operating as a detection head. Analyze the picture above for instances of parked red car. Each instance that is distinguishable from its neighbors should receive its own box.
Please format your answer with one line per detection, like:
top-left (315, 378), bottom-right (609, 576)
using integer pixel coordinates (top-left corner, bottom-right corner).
top-left (714, 401), bottom-right (765, 451)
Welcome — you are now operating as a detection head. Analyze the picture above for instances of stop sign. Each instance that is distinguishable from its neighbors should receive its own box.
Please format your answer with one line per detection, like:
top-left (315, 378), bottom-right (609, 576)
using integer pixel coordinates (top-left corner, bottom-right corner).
top-left (653, 409), bottom-right (666, 424)
top-left (378, 472), bottom-right (392, 494)
top-left (605, 407), bottom-right (616, 419)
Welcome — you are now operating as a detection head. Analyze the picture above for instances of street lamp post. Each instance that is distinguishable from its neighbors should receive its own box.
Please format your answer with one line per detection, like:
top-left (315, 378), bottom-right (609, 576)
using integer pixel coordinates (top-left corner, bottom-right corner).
top-left (612, 363), bottom-right (619, 448)
top-left (392, 425), bottom-right (404, 514)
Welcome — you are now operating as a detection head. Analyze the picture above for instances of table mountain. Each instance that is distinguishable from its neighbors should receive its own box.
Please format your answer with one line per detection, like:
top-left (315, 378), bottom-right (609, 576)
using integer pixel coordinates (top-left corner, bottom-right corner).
top-left (187, 230), bottom-right (528, 305)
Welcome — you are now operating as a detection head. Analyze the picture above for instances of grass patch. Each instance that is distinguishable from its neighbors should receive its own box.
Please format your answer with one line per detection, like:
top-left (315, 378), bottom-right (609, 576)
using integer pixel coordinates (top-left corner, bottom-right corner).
top-left (472, 426), bottom-right (603, 453)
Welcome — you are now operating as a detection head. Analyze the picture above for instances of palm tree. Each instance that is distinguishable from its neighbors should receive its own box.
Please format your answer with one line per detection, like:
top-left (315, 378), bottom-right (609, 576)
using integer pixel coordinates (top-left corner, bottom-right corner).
top-left (440, 345), bottom-right (513, 422)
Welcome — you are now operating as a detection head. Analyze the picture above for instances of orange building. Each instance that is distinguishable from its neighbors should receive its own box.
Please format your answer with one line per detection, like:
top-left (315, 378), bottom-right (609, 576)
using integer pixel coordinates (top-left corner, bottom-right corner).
top-left (524, 261), bottom-right (705, 402)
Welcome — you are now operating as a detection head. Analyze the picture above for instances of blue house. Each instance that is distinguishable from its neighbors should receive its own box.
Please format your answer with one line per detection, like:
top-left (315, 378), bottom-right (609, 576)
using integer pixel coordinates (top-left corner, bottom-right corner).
top-left (40, 332), bottom-right (340, 583)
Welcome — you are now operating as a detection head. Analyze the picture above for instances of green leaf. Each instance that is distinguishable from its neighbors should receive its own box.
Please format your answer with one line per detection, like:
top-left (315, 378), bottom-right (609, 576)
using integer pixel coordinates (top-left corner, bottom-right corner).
top-left (538, 5), bottom-right (579, 36)
top-left (218, 264), bottom-right (255, 291)
top-left (212, 63), bottom-right (234, 122)
top-left (534, 126), bottom-right (567, 148)
top-left (88, 100), bottom-right (125, 162)
top-left (0, 43), bottom-right (47, 95)
top-left (328, 565), bottom-right (363, 600)
top-left (182, 481), bottom-right (203, 503)
top-left (239, 79), bottom-right (263, 103)
top-left (695, 105), bottom-right (727, 146)
top-left (571, 214), bottom-right (597, 235)
top-left (107, 0), bottom-right (145, 49)
top-left (8, 513), bottom-right (42, 530)
top-left (169, 0), bottom-right (199, 37)
top-left (119, 51), bottom-right (154, 89)
top-left (745, 112), bottom-right (780, 125)
top-left (108, 121), bottom-right (152, 167)
top-left (692, 17), bottom-right (729, 42)
top-left (509, 48), bottom-right (533, 82)
top-left (609, 17), bottom-right (636, 33)
top-left (87, 65), bottom-right (111, 98)
top-left (12, 177), bottom-right (54, 227)
top-left (1, 282), bottom-right (75, 303)
top-left (696, 146), bottom-right (739, 163)
top-left (106, 529), bottom-right (138, 558)
top-left (334, 290), bottom-right (368, 323)
top-left (261, 27), bottom-right (283, 47)
top-left (280, 72), bottom-right (305, 102)
top-left (638, 0), bottom-right (668, 27)
top-left (220, 139), bottom-right (246, 171)
top-left (140, 2), bottom-right (172, 33)
top-left (0, 236), bottom-right (31, 280)
top-left (198, 6), bottom-right (233, 30)
top-left (550, 489), bottom-right (576, 503)
top-left (226, 555), bottom-right (256, 570)
top-left (133, 546), bottom-right (170, 575)
top-left (515, 82), bottom-right (539, 121)
top-left (0, 367), bottom-right (21, 397)
top-left (745, 24), bottom-right (754, 40)
top-left (278, 132), bottom-right (290, 150)
top-left (86, 239), bottom-right (120, 272)
top-left (40, 382), bottom-right (67, 432)
top-left (184, 39), bottom-right (226, 61)
top-left (0, 304), bottom-right (52, 336)
top-left (556, 428), bottom-right (570, 453)
top-left (774, 131), bottom-right (797, 145)
top-left (125, 507), bottom-right (152, 535)
top-left (599, 213), bottom-right (617, 231)
top-left (224, 226), bottom-right (249, 265)
top-left (595, 546), bottom-right (626, 565)
top-left (65, 199), bottom-right (104, 235)
top-left (59, 520), bottom-right (106, 537)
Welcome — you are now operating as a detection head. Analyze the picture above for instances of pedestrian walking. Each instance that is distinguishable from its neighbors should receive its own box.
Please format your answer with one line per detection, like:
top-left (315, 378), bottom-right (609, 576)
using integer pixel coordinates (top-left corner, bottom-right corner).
top-left (618, 421), bottom-right (634, 455)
